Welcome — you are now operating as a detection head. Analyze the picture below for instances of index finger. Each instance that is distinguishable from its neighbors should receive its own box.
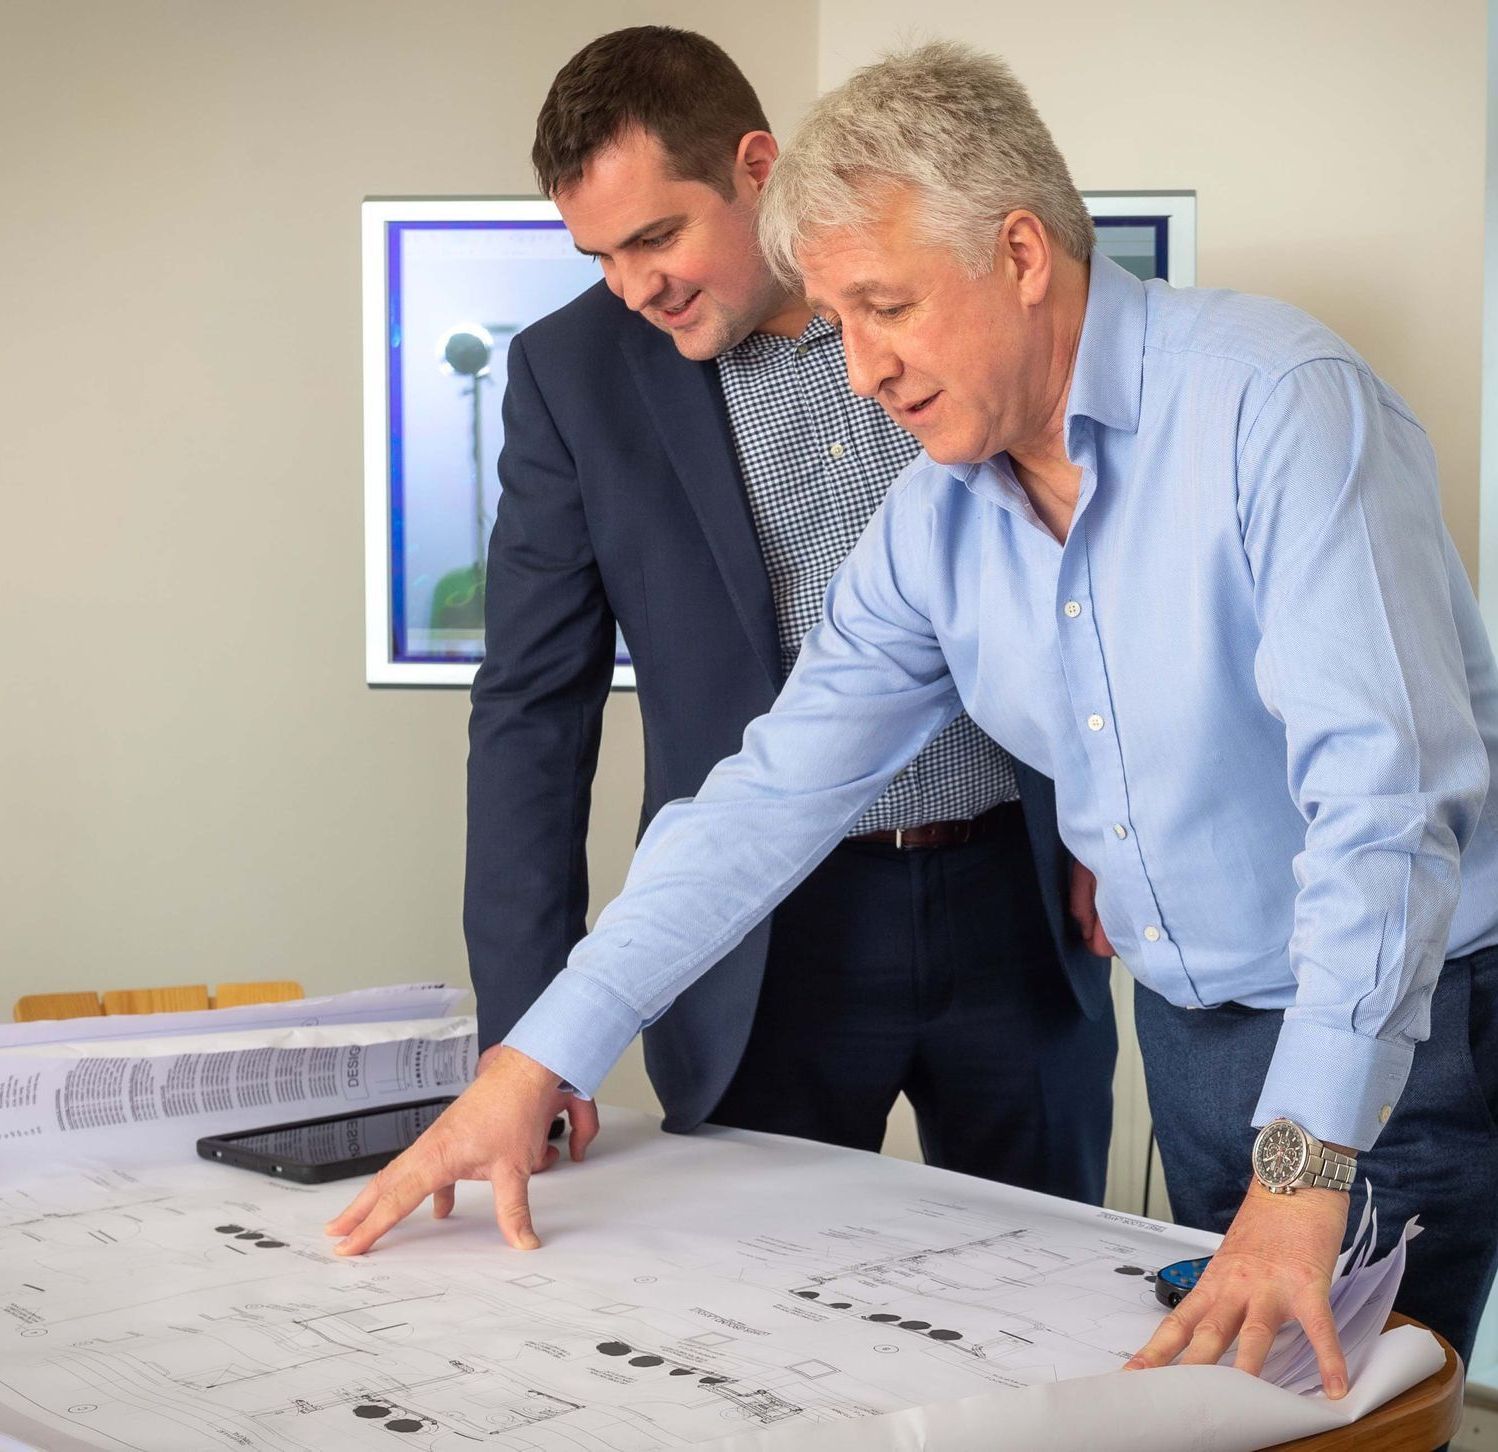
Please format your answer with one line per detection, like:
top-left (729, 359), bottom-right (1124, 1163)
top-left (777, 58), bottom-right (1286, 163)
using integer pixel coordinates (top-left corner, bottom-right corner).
top-left (1126, 1297), bottom-right (1203, 1371)
top-left (329, 1151), bottom-right (445, 1257)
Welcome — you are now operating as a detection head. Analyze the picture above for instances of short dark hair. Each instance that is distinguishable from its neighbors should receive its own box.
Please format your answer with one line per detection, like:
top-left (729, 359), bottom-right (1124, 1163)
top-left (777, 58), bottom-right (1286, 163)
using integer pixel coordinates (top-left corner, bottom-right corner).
top-left (532, 26), bottom-right (770, 201)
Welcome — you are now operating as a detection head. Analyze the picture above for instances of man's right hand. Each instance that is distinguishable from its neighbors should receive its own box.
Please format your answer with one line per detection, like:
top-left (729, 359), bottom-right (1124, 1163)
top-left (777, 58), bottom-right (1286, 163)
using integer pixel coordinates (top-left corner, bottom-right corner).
top-left (427, 1043), bottom-right (599, 1224)
top-left (324, 1044), bottom-right (599, 1255)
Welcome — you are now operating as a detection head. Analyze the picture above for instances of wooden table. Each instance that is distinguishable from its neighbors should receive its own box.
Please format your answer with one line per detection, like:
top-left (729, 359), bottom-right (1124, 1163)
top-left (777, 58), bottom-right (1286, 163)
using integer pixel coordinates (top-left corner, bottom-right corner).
top-left (1272, 1315), bottom-right (1464, 1450)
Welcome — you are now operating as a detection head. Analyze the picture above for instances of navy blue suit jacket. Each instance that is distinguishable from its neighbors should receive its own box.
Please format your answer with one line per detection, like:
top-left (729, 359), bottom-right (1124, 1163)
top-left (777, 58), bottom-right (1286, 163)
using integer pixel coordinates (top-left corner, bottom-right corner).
top-left (464, 280), bottom-right (1111, 1132)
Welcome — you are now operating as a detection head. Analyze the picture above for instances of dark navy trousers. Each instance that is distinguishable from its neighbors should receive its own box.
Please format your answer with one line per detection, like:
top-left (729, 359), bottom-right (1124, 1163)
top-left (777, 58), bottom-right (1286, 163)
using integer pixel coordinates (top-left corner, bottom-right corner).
top-left (708, 802), bottom-right (1118, 1205)
top-left (1135, 944), bottom-right (1498, 1367)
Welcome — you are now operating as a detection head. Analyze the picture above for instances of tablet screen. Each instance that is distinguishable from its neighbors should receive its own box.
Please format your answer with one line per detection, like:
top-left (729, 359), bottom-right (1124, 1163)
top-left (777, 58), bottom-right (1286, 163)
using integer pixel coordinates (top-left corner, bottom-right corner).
top-left (219, 1099), bottom-right (451, 1167)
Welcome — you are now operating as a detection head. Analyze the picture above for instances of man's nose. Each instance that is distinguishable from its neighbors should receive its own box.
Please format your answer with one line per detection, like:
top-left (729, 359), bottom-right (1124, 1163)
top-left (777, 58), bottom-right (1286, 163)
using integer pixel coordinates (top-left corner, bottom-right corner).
top-left (616, 258), bottom-right (665, 314)
top-left (842, 327), bottom-right (894, 400)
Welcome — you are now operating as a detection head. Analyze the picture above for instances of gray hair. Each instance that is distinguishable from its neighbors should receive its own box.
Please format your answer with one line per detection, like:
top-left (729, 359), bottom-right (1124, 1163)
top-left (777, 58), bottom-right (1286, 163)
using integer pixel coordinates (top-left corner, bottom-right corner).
top-left (758, 41), bottom-right (1094, 286)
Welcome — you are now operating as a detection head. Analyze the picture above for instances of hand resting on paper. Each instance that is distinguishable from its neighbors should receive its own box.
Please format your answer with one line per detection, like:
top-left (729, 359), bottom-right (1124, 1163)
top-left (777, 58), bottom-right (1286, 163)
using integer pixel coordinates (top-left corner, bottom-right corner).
top-left (1125, 1176), bottom-right (1353, 1397)
top-left (325, 1043), bottom-right (593, 1255)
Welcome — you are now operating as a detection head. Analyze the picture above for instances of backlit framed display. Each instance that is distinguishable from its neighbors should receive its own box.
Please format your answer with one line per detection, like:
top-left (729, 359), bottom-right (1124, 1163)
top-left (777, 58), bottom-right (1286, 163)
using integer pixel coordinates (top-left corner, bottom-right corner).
top-left (363, 191), bottom-right (1196, 689)
top-left (1088, 191), bottom-right (1196, 286)
top-left (362, 199), bottom-right (630, 688)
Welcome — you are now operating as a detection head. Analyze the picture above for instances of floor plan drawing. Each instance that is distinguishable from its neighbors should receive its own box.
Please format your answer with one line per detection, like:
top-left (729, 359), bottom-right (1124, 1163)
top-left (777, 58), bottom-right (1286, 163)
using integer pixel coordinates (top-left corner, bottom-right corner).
top-left (0, 1108), bottom-right (1227, 1451)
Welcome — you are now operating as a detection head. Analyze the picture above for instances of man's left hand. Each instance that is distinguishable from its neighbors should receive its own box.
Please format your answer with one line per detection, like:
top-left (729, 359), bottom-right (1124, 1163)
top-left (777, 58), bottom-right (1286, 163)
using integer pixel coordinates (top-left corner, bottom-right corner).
top-left (1068, 860), bottom-right (1115, 958)
top-left (1125, 1180), bottom-right (1351, 1397)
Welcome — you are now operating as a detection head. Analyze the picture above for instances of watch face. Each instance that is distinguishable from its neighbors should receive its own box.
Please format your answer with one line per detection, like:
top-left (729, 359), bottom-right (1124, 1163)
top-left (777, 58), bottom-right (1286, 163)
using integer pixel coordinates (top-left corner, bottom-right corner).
top-left (1253, 1120), bottom-right (1308, 1188)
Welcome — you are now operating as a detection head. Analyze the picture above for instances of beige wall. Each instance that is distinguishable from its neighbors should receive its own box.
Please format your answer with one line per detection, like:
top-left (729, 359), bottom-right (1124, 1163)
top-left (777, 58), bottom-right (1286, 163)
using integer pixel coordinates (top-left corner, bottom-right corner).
top-left (0, 1), bottom-right (815, 1115)
top-left (819, 0), bottom-right (1488, 575)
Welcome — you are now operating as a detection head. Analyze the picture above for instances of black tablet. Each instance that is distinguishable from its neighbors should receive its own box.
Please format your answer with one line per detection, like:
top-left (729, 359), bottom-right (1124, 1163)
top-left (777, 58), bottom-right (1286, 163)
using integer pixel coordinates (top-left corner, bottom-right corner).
top-left (196, 1097), bottom-right (457, 1183)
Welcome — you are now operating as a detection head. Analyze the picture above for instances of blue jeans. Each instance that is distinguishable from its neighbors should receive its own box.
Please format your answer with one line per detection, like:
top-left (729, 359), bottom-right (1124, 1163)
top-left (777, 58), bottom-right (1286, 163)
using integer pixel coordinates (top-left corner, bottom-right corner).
top-left (1134, 944), bottom-right (1498, 1367)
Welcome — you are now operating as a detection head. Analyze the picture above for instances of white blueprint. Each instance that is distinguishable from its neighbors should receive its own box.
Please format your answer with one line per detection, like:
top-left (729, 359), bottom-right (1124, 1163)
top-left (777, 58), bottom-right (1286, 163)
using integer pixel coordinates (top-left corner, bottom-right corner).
top-left (0, 1107), bottom-right (1442, 1452)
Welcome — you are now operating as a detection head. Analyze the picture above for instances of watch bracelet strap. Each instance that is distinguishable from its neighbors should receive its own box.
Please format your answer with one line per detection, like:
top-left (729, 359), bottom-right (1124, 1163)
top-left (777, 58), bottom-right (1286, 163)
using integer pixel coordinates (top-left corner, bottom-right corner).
top-left (1301, 1145), bottom-right (1358, 1190)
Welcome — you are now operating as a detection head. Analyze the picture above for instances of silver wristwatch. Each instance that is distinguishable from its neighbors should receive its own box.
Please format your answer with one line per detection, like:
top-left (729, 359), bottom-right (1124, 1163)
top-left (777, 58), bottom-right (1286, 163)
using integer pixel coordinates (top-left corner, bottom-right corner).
top-left (1251, 1118), bottom-right (1358, 1195)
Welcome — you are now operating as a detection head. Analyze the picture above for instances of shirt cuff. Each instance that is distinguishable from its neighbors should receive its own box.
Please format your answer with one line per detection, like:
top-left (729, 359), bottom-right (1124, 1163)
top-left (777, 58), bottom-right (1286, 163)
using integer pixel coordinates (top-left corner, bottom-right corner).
top-left (1251, 1018), bottom-right (1414, 1152)
top-left (500, 969), bottom-right (644, 1098)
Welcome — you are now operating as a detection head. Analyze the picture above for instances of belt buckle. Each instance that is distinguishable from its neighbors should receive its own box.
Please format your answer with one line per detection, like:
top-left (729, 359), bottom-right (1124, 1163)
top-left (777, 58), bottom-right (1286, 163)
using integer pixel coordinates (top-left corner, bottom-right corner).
top-left (894, 827), bottom-right (905, 850)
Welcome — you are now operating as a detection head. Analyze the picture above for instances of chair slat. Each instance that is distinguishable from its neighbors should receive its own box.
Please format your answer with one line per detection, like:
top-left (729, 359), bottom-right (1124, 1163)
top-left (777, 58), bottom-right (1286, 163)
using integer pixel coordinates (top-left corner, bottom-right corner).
top-left (13, 992), bottom-right (104, 1022)
top-left (102, 986), bottom-right (211, 1016)
top-left (215, 981), bottom-right (303, 1010)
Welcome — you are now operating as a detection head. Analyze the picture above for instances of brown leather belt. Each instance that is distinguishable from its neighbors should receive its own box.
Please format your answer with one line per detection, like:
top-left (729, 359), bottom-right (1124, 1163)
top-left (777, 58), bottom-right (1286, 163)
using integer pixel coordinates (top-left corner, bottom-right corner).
top-left (849, 801), bottom-right (1018, 850)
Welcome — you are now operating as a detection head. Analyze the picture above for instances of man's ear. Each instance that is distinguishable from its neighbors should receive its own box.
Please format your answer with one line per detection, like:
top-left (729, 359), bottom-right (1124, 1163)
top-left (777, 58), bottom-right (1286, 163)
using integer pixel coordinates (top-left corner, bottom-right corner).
top-left (1001, 211), bottom-right (1053, 306)
top-left (738, 130), bottom-right (780, 194)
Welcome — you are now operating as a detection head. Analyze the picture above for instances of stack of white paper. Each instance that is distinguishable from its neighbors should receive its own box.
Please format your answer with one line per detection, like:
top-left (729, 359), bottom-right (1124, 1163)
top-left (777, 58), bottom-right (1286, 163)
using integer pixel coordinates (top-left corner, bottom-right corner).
top-left (0, 981), bottom-right (468, 1049)
top-left (0, 984), bottom-right (477, 1167)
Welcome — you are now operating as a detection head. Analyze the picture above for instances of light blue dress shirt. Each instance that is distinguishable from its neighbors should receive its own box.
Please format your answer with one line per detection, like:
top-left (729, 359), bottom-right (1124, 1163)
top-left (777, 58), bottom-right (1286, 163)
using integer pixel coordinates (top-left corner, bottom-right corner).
top-left (506, 253), bottom-right (1498, 1152)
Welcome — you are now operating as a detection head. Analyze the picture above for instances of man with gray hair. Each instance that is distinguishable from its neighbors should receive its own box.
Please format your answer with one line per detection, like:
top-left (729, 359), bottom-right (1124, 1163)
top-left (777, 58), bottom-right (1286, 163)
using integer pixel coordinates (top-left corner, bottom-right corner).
top-left (330, 42), bottom-right (1498, 1395)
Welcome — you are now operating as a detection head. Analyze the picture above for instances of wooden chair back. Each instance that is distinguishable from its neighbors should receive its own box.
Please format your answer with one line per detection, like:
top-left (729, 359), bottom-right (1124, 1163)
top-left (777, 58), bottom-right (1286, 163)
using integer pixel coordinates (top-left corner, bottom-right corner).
top-left (12, 992), bottom-right (105, 1023)
top-left (13, 982), bottom-right (304, 1022)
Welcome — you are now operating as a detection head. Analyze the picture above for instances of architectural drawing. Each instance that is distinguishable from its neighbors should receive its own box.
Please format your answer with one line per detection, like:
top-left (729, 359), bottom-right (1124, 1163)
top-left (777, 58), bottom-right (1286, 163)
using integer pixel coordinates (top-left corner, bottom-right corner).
top-left (0, 1108), bottom-right (1223, 1450)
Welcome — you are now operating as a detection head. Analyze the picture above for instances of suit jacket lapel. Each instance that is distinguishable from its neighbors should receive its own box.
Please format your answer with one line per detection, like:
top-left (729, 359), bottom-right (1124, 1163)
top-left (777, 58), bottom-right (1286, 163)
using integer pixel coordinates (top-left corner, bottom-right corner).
top-left (620, 321), bottom-right (781, 693)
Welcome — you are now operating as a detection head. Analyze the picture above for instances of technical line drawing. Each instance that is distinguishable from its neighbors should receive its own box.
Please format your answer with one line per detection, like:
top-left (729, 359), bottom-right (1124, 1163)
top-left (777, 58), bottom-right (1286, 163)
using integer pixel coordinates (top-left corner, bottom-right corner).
top-left (0, 1109), bottom-right (1217, 1450)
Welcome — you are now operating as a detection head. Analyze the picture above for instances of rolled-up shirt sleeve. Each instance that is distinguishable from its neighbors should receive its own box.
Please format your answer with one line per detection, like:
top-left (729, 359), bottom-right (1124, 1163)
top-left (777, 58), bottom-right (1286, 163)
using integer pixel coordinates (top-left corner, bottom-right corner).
top-left (502, 472), bottom-right (962, 1095)
top-left (1237, 358), bottom-right (1489, 1149)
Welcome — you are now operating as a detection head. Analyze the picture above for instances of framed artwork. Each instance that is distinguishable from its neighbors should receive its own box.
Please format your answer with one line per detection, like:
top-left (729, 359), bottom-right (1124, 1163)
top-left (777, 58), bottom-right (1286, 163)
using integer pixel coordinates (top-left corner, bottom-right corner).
top-left (363, 191), bottom-right (1197, 688)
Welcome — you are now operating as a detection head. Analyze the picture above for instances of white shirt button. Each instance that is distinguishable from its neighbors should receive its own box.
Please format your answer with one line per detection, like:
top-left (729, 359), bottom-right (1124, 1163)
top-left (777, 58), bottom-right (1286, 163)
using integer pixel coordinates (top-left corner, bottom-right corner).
top-left (1143, 925), bottom-right (1162, 942)
top-left (1064, 600), bottom-right (1082, 618)
top-left (795, 344), bottom-right (809, 358)
top-left (828, 442), bottom-right (846, 460)
top-left (1087, 713), bottom-right (1105, 732)
top-left (1113, 823), bottom-right (1128, 840)
top-left (1379, 1104), bottom-right (1392, 1124)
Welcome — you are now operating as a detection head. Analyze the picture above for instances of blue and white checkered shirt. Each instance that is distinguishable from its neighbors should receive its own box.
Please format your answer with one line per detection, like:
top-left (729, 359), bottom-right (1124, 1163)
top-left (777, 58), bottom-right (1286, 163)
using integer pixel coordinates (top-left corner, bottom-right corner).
top-left (716, 315), bottom-right (1017, 833)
